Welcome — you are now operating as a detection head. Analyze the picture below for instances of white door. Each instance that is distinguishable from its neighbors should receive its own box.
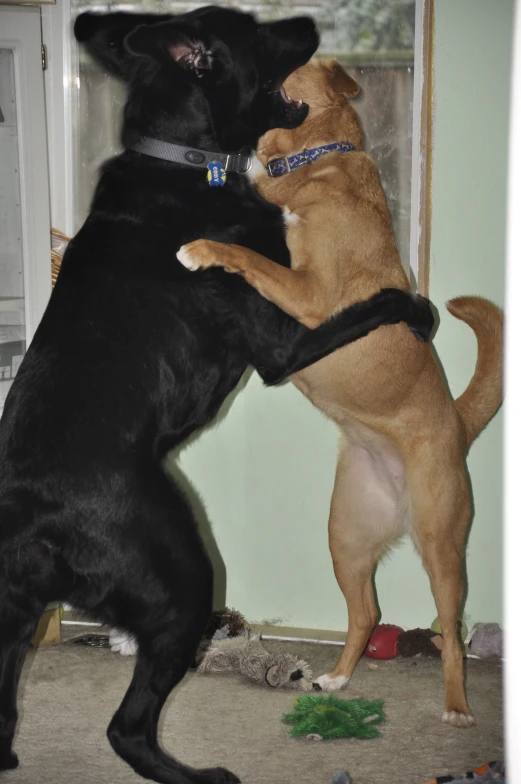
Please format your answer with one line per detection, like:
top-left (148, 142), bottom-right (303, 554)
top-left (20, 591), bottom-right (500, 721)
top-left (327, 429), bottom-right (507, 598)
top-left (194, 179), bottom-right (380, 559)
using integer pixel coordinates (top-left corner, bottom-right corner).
top-left (0, 5), bottom-right (51, 416)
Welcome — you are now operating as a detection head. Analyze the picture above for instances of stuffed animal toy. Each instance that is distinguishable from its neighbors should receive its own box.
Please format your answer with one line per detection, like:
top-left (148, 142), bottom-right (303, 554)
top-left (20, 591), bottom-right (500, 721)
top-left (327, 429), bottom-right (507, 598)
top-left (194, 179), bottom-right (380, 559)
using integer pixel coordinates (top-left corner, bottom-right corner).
top-left (468, 623), bottom-right (503, 659)
top-left (204, 608), bottom-right (248, 640)
top-left (397, 628), bottom-right (442, 657)
top-left (422, 760), bottom-right (504, 783)
top-left (197, 631), bottom-right (313, 690)
top-left (282, 694), bottom-right (386, 739)
top-left (431, 616), bottom-right (468, 642)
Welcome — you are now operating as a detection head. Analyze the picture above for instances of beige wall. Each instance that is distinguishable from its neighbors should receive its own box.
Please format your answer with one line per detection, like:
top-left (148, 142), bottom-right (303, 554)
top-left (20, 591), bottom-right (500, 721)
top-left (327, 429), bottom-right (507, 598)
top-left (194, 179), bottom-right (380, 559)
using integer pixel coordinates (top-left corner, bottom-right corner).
top-left (167, 0), bottom-right (511, 633)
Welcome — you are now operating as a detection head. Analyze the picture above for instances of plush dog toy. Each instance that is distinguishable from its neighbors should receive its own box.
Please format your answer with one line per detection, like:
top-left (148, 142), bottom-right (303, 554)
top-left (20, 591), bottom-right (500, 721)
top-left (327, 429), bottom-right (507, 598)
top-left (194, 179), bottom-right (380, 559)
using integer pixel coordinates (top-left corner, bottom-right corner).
top-left (197, 631), bottom-right (313, 691)
top-left (468, 623), bottom-right (503, 659)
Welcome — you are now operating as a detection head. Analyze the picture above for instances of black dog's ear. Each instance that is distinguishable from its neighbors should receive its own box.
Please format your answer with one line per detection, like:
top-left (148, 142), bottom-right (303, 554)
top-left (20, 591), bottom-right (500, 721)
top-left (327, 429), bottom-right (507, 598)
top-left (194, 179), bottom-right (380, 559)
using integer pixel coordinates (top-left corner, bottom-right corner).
top-left (74, 12), bottom-right (172, 79)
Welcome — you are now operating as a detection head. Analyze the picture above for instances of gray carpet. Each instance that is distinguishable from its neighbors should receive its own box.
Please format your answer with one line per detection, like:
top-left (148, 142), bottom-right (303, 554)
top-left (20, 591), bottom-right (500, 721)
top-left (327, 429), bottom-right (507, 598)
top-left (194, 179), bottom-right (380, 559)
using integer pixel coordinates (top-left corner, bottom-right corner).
top-left (8, 636), bottom-right (503, 784)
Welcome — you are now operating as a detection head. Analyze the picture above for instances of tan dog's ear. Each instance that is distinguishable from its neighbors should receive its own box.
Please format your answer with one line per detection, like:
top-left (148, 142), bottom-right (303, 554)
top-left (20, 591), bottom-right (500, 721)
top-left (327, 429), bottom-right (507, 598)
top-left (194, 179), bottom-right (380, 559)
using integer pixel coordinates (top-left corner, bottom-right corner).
top-left (324, 59), bottom-right (360, 98)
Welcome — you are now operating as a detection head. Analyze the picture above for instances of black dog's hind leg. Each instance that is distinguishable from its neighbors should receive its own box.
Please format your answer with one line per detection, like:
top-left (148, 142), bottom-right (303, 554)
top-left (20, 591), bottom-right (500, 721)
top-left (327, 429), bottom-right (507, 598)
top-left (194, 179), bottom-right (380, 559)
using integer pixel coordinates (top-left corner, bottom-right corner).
top-left (102, 474), bottom-right (240, 784)
top-left (0, 592), bottom-right (45, 769)
top-left (108, 641), bottom-right (239, 784)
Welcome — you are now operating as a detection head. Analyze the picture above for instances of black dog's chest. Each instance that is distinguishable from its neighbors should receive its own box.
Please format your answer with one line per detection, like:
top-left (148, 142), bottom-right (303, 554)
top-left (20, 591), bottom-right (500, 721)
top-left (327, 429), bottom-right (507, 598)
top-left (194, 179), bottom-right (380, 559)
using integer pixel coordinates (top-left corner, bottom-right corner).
top-left (2, 162), bottom-right (294, 459)
top-left (23, 171), bottom-right (288, 445)
top-left (134, 168), bottom-right (289, 269)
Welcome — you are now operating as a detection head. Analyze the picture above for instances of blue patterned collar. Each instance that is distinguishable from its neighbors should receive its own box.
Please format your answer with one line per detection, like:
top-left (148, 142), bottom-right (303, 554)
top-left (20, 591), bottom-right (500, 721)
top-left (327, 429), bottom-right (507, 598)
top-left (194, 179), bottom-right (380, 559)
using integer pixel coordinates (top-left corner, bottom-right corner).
top-left (266, 141), bottom-right (357, 178)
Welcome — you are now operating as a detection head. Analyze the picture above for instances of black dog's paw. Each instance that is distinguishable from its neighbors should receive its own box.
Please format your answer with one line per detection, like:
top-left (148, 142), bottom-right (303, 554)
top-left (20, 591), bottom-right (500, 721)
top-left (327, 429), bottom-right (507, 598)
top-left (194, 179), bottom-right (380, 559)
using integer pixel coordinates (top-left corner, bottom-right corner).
top-left (377, 288), bottom-right (434, 343)
top-left (258, 368), bottom-right (281, 387)
top-left (408, 293), bottom-right (434, 342)
top-left (0, 748), bottom-right (19, 770)
top-left (199, 766), bottom-right (241, 784)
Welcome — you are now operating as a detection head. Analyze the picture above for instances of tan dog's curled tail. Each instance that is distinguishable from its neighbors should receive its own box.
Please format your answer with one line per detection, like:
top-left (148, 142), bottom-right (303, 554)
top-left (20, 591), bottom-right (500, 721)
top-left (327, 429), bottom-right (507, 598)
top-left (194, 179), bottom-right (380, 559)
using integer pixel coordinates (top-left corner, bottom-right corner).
top-left (446, 296), bottom-right (504, 447)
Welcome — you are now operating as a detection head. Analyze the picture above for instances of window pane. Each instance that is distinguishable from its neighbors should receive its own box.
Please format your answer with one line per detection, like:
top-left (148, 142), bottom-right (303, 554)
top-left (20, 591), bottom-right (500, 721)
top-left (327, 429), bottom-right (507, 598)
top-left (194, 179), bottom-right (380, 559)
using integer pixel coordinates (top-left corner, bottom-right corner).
top-left (71, 0), bottom-right (414, 273)
top-left (0, 49), bottom-right (26, 415)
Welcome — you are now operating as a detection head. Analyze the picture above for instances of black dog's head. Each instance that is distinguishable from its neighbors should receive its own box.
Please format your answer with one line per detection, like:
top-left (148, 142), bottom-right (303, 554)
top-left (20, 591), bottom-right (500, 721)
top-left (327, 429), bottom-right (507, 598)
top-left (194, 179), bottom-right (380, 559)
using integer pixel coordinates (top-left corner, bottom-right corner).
top-left (74, 5), bottom-right (319, 152)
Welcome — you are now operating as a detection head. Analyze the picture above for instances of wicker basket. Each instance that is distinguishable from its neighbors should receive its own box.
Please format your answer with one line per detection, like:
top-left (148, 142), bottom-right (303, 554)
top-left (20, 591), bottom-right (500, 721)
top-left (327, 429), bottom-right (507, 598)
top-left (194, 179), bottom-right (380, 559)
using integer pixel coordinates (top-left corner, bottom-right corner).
top-left (51, 228), bottom-right (70, 288)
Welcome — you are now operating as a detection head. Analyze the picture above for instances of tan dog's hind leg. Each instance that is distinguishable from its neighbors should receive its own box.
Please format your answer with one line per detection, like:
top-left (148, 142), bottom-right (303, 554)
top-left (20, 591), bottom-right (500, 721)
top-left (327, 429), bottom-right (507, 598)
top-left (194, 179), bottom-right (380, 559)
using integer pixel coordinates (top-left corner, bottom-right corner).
top-left (409, 461), bottom-right (475, 727)
top-left (177, 240), bottom-right (328, 328)
top-left (313, 433), bottom-right (406, 692)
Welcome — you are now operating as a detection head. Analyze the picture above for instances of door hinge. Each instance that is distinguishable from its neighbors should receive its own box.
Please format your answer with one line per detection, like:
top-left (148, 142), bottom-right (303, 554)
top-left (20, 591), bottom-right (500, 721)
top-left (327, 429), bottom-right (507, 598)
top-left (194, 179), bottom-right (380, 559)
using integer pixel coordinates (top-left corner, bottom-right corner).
top-left (41, 44), bottom-right (47, 71)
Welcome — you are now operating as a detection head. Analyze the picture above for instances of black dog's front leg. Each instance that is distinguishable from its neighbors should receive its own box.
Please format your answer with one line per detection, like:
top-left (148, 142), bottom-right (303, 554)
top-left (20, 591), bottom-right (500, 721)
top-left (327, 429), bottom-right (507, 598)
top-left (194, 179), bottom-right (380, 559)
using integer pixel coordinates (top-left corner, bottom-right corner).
top-left (250, 288), bottom-right (434, 386)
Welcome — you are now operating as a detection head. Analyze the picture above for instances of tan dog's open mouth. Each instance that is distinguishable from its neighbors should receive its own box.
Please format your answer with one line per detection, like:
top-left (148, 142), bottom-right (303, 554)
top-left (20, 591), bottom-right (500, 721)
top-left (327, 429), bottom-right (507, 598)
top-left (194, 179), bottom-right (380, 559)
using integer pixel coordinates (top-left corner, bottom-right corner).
top-left (279, 84), bottom-right (303, 108)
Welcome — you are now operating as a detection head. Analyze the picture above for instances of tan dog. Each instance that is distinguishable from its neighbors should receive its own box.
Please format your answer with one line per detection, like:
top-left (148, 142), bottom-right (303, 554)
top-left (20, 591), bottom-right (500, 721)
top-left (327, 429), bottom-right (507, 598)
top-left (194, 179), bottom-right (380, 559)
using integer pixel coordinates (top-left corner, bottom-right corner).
top-left (177, 60), bottom-right (503, 727)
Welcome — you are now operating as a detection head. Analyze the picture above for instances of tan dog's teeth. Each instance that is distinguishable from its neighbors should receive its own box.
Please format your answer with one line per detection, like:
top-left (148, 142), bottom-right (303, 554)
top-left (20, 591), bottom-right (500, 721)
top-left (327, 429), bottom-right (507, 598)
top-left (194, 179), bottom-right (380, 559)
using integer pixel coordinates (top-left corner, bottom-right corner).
top-left (297, 99), bottom-right (303, 107)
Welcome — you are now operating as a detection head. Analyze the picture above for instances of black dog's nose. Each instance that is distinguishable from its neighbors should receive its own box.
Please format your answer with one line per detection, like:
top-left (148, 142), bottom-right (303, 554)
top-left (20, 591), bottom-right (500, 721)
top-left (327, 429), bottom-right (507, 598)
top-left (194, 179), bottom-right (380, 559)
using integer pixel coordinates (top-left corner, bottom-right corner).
top-left (312, 682), bottom-right (322, 691)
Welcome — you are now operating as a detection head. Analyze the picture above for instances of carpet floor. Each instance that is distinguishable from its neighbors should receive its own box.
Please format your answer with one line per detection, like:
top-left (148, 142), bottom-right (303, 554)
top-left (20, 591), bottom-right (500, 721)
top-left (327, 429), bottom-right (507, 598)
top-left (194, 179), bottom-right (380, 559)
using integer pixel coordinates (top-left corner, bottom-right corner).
top-left (8, 635), bottom-right (503, 784)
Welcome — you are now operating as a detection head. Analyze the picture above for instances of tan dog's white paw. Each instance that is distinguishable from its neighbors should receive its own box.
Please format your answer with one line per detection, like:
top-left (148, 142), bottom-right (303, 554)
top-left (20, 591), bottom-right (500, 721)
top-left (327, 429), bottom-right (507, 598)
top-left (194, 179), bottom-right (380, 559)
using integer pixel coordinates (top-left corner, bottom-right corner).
top-left (312, 674), bottom-right (350, 692)
top-left (177, 245), bottom-right (200, 271)
top-left (442, 711), bottom-right (476, 728)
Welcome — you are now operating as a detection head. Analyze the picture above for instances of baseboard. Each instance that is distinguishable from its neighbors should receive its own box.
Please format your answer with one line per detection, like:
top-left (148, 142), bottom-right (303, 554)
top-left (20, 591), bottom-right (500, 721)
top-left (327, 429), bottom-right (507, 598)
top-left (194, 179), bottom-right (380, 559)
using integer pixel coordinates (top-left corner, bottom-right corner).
top-left (61, 609), bottom-right (103, 627)
top-left (250, 624), bottom-right (346, 645)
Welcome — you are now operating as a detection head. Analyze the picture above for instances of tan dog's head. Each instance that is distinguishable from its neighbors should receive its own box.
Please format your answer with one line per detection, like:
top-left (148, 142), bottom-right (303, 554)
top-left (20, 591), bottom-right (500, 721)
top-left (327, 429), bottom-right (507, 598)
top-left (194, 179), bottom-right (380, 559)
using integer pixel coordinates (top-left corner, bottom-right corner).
top-left (257, 59), bottom-right (363, 165)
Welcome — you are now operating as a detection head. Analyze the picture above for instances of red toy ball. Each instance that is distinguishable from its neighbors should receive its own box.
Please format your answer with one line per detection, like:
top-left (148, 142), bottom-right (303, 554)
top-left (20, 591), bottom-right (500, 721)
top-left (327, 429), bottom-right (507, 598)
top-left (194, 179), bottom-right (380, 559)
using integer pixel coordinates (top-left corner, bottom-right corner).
top-left (364, 624), bottom-right (404, 659)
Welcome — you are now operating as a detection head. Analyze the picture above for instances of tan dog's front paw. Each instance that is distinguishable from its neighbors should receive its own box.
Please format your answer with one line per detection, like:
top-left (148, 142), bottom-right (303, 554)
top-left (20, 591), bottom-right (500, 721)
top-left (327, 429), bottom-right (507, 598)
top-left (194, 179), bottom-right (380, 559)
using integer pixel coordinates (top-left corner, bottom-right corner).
top-left (312, 673), bottom-right (350, 692)
top-left (176, 245), bottom-right (198, 270)
top-left (177, 239), bottom-right (233, 273)
top-left (177, 241), bottom-right (209, 271)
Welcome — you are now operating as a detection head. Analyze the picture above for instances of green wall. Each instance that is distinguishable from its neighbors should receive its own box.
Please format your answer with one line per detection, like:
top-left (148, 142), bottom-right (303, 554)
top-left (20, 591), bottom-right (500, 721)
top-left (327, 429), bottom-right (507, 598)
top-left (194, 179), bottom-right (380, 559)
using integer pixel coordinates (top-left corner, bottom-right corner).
top-left (167, 0), bottom-right (511, 634)
top-left (427, 0), bottom-right (510, 627)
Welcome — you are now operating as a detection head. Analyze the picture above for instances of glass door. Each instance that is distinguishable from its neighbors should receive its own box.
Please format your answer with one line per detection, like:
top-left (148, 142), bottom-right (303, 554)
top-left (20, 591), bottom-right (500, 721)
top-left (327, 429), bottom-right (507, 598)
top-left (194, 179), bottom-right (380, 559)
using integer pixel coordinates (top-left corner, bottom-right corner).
top-left (0, 48), bottom-right (25, 408)
top-left (0, 6), bottom-right (52, 416)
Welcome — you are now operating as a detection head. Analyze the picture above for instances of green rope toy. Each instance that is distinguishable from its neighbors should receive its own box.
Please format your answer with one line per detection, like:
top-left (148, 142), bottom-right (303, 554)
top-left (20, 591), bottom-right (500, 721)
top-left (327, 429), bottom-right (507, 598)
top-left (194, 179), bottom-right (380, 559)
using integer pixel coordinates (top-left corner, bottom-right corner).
top-left (282, 694), bottom-right (386, 740)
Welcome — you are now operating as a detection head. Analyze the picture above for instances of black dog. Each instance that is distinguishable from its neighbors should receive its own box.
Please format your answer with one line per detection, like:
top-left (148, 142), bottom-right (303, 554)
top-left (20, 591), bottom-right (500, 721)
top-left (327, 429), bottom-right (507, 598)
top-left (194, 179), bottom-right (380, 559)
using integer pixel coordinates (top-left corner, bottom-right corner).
top-left (0, 6), bottom-right (433, 783)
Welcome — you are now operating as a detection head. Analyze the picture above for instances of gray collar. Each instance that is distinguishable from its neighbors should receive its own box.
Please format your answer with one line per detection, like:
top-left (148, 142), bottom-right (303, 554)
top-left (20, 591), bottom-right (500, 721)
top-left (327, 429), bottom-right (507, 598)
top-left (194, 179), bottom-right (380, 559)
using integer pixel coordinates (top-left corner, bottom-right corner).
top-left (130, 136), bottom-right (253, 174)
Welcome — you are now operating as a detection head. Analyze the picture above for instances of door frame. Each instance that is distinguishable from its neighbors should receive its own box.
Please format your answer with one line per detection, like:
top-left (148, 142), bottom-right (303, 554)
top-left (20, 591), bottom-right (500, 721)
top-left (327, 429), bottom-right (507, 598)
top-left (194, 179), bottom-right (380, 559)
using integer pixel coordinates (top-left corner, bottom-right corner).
top-left (0, 4), bottom-right (52, 345)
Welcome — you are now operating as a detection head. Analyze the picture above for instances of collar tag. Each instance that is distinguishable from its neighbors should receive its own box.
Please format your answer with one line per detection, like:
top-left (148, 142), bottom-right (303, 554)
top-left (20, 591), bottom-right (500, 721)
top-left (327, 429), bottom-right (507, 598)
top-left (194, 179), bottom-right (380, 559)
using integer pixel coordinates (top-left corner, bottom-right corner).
top-left (207, 161), bottom-right (227, 187)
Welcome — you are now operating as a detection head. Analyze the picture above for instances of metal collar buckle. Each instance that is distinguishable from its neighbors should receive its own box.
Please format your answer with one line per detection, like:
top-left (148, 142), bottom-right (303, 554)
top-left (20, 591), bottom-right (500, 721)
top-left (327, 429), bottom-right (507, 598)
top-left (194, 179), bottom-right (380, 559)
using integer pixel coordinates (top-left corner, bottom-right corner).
top-left (266, 156), bottom-right (290, 178)
top-left (226, 154), bottom-right (253, 174)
